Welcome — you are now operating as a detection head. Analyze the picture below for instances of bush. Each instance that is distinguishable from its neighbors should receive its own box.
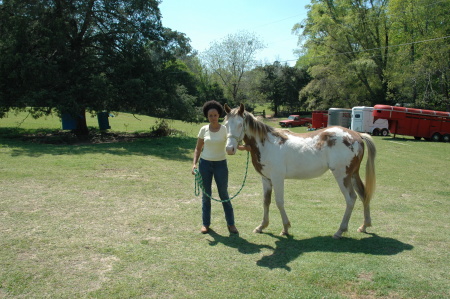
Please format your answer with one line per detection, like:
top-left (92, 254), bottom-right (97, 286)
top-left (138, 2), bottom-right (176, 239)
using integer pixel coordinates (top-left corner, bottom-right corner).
top-left (150, 119), bottom-right (172, 137)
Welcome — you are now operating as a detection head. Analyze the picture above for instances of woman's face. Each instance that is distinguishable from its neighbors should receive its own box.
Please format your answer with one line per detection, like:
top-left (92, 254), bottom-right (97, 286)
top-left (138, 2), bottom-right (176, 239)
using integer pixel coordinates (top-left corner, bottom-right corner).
top-left (207, 108), bottom-right (220, 124)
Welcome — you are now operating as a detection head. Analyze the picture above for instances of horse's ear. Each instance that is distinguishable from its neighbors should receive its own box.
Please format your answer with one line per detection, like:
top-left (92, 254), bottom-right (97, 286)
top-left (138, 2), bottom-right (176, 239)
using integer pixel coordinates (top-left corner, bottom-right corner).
top-left (239, 103), bottom-right (245, 115)
top-left (224, 103), bottom-right (231, 114)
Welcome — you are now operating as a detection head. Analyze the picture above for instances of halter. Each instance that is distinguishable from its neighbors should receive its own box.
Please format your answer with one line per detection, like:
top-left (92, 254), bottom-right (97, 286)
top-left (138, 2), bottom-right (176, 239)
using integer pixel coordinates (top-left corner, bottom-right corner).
top-left (227, 114), bottom-right (246, 143)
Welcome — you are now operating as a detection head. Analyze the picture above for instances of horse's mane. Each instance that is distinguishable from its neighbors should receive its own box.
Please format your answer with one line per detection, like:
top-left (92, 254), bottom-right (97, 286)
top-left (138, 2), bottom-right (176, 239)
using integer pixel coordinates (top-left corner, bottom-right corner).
top-left (227, 108), bottom-right (288, 143)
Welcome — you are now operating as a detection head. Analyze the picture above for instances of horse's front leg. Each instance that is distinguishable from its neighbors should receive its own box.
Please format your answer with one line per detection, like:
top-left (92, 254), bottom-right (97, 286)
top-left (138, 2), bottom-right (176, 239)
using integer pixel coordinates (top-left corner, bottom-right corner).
top-left (272, 177), bottom-right (291, 236)
top-left (253, 177), bottom-right (272, 233)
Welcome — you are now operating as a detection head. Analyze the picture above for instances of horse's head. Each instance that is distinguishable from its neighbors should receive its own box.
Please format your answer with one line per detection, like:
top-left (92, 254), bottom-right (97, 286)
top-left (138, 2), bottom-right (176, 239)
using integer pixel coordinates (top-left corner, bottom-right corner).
top-left (224, 103), bottom-right (246, 155)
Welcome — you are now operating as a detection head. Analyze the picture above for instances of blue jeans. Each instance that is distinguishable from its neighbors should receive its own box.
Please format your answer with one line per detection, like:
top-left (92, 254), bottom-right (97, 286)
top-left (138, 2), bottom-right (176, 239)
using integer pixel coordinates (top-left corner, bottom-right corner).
top-left (199, 158), bottom-right (235, 227)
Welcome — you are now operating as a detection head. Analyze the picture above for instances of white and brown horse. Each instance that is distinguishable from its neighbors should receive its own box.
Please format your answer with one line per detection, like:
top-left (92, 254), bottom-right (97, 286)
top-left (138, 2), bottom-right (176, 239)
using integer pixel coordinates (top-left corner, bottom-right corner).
top-left (224, 104), bottom-right (376, 239)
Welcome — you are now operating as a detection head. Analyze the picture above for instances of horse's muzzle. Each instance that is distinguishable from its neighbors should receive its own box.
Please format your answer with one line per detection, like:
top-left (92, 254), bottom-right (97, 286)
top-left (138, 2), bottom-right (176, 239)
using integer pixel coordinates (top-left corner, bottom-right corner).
top-left (226, 145), bottom-right (236, 155)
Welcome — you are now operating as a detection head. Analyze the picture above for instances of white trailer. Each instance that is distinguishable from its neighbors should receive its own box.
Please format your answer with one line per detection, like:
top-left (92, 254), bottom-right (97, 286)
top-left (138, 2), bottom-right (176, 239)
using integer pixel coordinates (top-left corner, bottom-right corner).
top-left (351, 106), bottom-right (389, 136)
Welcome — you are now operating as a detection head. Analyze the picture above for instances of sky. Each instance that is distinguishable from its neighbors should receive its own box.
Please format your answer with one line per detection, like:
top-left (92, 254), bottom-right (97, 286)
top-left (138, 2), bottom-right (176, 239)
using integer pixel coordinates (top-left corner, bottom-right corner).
top-left (159, 0), bottom-right (310, 66)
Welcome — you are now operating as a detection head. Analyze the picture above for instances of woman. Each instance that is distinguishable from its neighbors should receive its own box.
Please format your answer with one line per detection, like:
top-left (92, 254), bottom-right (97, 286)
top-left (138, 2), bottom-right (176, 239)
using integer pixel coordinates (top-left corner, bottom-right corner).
top-left (192, 100), bottom-right (249, 234)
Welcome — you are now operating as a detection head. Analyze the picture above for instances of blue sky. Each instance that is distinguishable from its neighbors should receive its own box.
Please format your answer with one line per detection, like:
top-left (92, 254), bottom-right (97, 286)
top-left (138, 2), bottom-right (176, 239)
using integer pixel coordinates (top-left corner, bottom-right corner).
top-left (159, 0), bottom-right (310, 66)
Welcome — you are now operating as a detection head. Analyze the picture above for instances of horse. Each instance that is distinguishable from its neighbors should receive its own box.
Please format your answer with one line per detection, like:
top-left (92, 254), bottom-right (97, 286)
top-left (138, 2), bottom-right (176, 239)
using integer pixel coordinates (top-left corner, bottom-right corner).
top-left (224, 103), bottom-right (376, 239)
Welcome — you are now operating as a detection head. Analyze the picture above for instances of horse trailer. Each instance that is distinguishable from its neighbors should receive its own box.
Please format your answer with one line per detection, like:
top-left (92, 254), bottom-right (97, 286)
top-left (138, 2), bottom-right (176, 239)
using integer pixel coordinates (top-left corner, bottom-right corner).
top-left (351, 106), bottom-right (389, 136)
top-left (327, 108), bottom-right (352, 128)
top-left (373, 105), bottom-right (450, 142)
top-left (311, 110), bottom-right (328, 129)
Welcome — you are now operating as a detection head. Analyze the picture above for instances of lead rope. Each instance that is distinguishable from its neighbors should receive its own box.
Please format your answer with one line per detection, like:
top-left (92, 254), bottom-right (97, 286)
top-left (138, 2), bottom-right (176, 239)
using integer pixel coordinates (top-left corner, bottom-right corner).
top-left (194, 150), bottom-right (250, 202)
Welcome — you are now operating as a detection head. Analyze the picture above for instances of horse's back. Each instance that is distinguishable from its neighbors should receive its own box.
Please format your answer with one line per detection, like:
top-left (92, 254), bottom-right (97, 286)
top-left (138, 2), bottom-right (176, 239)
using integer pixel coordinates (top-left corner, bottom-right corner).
top-left (270, 127), bottom-right (363, 180)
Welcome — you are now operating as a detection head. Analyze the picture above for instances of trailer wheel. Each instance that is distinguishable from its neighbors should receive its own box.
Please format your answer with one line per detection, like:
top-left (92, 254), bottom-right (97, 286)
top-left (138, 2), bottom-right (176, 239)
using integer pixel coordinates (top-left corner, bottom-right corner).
top-left (431, 133), bottom-right (442, 142)
top-left (372, 128), bottom-right (380, 136)
top-left (381, 129), bottom-right (389, 136)
top-left (443, 134), bottom-right (450, 143)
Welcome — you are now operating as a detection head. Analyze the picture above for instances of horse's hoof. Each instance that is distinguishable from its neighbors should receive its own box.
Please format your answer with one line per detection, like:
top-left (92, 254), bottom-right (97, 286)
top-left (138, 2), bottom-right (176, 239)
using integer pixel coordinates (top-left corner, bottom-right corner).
top-left (357, 225), bottom-right (367, 233)
top-left (280, 231), bottom-right (289, 236)
top-left (333, 230), bottom-right (344, 239)
top-left (253, 228), bottom-right (263, 233)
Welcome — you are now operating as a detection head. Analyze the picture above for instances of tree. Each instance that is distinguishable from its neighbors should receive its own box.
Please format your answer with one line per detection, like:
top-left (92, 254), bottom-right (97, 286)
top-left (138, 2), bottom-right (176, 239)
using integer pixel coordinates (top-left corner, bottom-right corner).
top-left (386, 0), bottom-right (450, 110)
top-left (257, 62), bottom-right (310, 116)
top-left (180, 53), bottom-right (227, 108)
top-left (293, 0), bottom-right (391, 108)
top-left (0, 0), bottom-right (194, 136)
top-left (295, 0), bottom-right (449, 111)
top-left (236, 67), bottom-right (266, 111)
top-left (201, 31), bottom-right (265, 105)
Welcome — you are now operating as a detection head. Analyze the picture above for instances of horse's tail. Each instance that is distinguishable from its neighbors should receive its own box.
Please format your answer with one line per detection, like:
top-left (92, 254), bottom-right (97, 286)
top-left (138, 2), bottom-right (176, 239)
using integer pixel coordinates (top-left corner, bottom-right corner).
top-left (360, 133), bottom-right (376, 206)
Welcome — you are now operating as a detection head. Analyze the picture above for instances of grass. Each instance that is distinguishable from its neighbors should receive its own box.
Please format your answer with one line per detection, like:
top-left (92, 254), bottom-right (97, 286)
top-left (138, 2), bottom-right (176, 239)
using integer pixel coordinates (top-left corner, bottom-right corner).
top-left (0, 112), bottom-right (449, 298)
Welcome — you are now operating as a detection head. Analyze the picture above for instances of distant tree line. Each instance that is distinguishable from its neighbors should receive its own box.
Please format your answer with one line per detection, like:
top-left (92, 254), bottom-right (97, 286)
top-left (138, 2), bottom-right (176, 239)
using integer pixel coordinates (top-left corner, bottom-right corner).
top-left (293, 0), bottom-right (449, 111)
top-left (1, 0), bottom-right (448, 137)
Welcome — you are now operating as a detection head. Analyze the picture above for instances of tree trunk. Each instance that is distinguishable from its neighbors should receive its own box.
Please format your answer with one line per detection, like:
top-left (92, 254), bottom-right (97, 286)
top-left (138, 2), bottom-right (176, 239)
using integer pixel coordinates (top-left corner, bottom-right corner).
top-left (273, 104), bottom-right (279, 117)
top-left (73, 108), bottom-right (89, 139)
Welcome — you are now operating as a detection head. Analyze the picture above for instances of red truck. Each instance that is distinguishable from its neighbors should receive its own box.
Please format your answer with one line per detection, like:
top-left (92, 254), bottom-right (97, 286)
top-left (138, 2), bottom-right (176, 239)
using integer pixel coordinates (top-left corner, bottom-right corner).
top-left (279, 115), bottom-right (312, 127)
top-left (373, 105), bottom-right (450, 142)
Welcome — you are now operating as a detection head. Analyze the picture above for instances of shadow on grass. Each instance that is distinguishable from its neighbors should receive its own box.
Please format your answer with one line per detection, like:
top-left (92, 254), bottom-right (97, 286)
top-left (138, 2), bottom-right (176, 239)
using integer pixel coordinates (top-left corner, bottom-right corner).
top-left (207, 231), bottom-right (413, 271)
top-left (0, 134), bottom-right (197, 161)
top-left (207, 230), bottom-right (274, 254)
top-left (258, 233), bottom-right (414, 271)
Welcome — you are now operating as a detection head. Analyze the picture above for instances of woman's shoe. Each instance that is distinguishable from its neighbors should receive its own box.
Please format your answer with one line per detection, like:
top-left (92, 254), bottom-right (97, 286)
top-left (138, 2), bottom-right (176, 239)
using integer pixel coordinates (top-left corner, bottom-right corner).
top-left (227, 225), bottom-right (239, 234)
top-left (200, 226), bottom-right (209, 234)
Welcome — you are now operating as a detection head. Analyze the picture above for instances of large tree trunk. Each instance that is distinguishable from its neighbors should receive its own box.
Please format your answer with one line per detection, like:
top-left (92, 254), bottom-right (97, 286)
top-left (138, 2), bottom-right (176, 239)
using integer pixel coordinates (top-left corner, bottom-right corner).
top-left (73, 108), bottom-right (89, 139)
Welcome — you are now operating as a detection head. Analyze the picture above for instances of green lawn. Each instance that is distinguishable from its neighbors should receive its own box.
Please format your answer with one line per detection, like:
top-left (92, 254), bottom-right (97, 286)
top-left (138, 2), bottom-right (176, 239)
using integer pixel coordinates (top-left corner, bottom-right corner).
top-left (0, 112), bottom-right (449, 298)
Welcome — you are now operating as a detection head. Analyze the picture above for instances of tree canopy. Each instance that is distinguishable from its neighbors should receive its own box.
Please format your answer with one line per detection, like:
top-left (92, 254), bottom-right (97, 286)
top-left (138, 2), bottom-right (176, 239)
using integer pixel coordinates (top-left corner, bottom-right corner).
top-left (201, 31), bottom-right (265, 106)
top-left (294, 0), bottom-right (449, 111)
top-left (0, 0), bottom-right (196, 134)
top-left (257, 62), bottom-right (310, 116)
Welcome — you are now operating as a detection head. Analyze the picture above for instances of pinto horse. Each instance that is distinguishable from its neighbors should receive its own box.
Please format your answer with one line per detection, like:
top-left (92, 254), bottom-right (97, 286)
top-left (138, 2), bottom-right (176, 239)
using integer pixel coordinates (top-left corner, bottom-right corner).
top-left (224, 104), bottom-right (376, 239)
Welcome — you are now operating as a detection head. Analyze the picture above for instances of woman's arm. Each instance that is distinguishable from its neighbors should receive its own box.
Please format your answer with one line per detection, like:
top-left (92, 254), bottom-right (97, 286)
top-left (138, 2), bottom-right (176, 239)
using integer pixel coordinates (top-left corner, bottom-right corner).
top-left (237, 144), bottom-right (251, 151)
top-left (192, 138), bottom-right (204, 175)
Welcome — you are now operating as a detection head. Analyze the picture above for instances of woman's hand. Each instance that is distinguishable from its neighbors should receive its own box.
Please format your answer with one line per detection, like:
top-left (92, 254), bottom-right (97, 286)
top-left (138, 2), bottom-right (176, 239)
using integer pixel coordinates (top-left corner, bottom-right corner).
top-left (191, 165), bottom-right (198, 175)
top-left (238, 144), bottom-right (251, 151)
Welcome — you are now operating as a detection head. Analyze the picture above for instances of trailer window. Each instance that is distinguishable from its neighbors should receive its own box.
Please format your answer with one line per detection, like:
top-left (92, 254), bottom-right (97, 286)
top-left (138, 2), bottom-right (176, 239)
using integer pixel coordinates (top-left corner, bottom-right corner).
top-left (354, 114), bottom-right (361, 118)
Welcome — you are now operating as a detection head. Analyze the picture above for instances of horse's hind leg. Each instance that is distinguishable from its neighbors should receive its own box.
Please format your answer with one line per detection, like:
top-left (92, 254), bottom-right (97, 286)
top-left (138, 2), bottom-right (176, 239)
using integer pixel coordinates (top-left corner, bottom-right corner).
top-left (254, 177), bottom-right (272, 233)
top-left (352, 173), bottom-right (371, 233)
top-left (332, 172), bottom-right (357, 239)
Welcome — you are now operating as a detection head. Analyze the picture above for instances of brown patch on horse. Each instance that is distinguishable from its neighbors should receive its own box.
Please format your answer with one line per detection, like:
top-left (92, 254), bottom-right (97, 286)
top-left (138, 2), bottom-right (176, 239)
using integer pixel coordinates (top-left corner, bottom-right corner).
top-left (343, 138), bottom-right (365, 189)
top-left (244, 135), bottom-right (265, 176)
top-left (343, 135), bottom-right (353, 149)
top-left (343, 155), bottom-right (362, 188)
top-left (343, 129), bottom-right (364, 152)
top-left (320, 131), bottom-right (337, 148)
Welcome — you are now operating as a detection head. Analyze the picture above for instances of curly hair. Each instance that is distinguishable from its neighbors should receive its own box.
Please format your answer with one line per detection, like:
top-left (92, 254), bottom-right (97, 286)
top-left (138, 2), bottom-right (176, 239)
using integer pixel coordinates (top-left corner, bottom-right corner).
top-left (202, 100), bottom-right (224, 117)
